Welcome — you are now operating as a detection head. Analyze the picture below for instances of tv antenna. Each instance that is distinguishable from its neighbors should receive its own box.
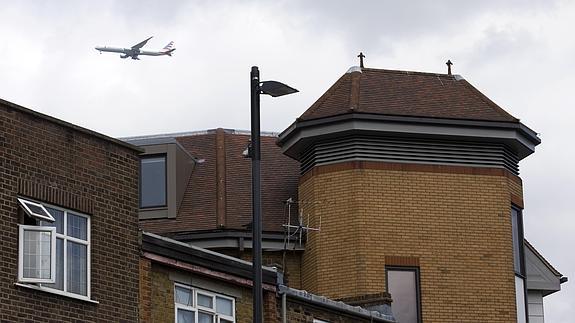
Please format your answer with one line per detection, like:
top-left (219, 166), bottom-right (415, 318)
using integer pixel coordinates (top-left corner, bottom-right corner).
top-left (282, 198), bottom-right (321, 248)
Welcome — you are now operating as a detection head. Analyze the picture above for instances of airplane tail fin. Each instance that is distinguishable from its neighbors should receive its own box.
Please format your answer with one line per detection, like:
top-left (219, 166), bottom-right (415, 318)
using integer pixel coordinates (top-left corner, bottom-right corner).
top-left (163, 41), bottom-right (174, 51)
top-left (162, 41), bottom-right (175, 56)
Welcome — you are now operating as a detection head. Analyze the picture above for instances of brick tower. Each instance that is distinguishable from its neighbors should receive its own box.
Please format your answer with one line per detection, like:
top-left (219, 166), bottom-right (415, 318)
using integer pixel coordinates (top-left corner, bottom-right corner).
top-left (277, 67), bottom-right (540, 322)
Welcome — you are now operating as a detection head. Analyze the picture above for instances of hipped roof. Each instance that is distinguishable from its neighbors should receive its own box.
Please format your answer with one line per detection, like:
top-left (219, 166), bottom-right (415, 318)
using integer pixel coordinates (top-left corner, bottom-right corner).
top-left (299, 68), bottom-right (519, 123)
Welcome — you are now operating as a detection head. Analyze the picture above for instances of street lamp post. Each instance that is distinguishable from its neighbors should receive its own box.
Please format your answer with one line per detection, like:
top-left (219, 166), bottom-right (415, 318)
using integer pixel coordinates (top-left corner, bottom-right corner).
top-left (250, 66), bottom-right (297, 323)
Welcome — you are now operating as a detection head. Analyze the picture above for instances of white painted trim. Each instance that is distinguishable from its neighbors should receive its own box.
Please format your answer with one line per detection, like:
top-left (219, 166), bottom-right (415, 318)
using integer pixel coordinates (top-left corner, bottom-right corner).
top-left (17, 197), bottom-right (55, 222)
top-left (18, 200), bottom-right (92, 299)
top-left (174, 283), bottom-right (235, 323)
top-left (14, 283), bottom-right (98, 304)
top-left (18, 225), bottom-right (56, 284)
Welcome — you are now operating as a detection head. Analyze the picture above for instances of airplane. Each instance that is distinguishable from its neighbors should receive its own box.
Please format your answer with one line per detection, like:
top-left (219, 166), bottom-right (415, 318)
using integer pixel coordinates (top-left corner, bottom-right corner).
top-left (95, 37), bottom-right (175, 60)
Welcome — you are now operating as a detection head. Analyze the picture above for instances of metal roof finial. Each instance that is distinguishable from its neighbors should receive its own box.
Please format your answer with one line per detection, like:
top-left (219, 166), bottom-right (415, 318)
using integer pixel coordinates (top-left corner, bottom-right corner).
top-left (446, 60), bottom-right (453, 75)
top-left (358, 52), bottom-right (365, 68)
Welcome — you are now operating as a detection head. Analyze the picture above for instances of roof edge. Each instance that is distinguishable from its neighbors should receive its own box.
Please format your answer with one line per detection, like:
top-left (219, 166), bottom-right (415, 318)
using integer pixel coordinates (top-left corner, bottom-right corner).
top-left (141, 231), bottom-right (278, 282)
top-left (278, 112), bottom-right (540, 147)
top-left (0, 97), bottom-right (143, 153)
top-left (279, 285), bottom-right (395, 322)
top-left (121, 128), bottom-right (279, 142)
top-left (525, 239), bottom-right (563, 278)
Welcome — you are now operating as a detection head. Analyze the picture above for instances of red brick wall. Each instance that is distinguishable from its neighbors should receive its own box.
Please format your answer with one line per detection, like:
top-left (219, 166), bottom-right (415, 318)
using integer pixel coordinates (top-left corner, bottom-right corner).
top-left (0, 103), bottom-right (140, 322)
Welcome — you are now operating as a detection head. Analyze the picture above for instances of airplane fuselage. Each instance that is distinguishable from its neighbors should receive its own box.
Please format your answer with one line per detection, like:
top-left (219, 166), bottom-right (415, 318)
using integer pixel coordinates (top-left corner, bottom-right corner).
top-left (95, 46), bottom-right (168, 56)
top-left (95, 37), bottom-right (175, 60)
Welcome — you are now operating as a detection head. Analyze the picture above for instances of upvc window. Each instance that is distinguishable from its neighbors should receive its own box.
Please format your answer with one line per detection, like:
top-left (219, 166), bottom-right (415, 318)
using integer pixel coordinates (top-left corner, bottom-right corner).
top-left (175, 283), bottom-right (235, 323)
top-left (511, 206), bottom-right (527, 323)
top-left (18, 225), bottom-right (56, 283)
top-left (17, 198), bottom-right (91, 299)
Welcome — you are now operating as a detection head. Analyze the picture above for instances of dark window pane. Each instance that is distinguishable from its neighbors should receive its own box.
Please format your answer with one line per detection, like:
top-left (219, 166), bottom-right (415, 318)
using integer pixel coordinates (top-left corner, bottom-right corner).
top-left (67, 213), bottom-right (88, 240)
top-left (388, 269), bottom-right (419, 323)
top-left (18, 198), bottom-right (54, 222)
top-left (27, 204), bottom-right (49, 217)
top-left (198, 312), bottom-right (213, 323)
top-left (175, 286), bottom-right (193, 306)
top-left (197, 293), bottom-right (213, 308)
top-left (140, 156), bottom-right (166, 208)
top-left (177, 308), bottom-right (195, 323)
top-left (43, 238), bottom-right (64, 290)
top-left (42, 208), bottom-right (64, 234)
top-left (511, 208), bottom-right (521, 274)
top-left (216, 296), bottom-right (233, 316)
top-left (55, 238), bottom-right (65, 289)
top-left (67, 241), bottom-right (87, 295)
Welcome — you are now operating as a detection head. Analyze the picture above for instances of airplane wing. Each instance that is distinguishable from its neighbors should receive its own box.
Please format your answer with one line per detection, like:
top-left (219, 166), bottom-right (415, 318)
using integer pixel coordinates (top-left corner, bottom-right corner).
top-left (132, 36), bottom-right (153, 49)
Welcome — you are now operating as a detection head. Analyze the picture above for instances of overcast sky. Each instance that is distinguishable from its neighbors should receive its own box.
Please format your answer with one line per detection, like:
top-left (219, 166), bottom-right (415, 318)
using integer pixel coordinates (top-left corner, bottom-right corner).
top-left (1, 0), bottom-right (573, 320)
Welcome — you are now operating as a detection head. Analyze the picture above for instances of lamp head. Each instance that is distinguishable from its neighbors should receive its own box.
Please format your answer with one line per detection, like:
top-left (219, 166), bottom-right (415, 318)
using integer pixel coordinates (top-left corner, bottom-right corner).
top-left (259, 81), bottom-right (298, 97)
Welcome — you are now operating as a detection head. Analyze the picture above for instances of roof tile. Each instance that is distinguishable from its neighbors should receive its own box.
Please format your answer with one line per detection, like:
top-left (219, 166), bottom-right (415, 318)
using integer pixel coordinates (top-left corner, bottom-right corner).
top-left (300, 68), bottom-right (518, 122)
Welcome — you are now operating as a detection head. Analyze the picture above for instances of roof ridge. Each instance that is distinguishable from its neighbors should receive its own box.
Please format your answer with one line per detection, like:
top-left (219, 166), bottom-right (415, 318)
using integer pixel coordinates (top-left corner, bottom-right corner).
top-left (361, 67), bottom-right (454, 78)
top-left (349, 69), bottom-right (362, 112)
top-left (300, 73), bottom-right (351, 120)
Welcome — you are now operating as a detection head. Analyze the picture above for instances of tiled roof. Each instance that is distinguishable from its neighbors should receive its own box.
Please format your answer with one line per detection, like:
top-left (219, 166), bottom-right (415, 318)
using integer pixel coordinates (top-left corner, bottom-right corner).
top-left (299, 68), bottom-right (519, 123)
top-left (139, 129), bottom-right (300, 234)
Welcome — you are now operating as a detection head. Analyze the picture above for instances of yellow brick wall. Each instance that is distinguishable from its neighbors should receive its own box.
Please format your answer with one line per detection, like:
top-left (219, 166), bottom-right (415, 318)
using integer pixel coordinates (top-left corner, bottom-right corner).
top-left (239, 251), bottom-right (303, 289)
top-left (299, 164), bottom-right (523, 323)
top-left (147, 262), bottom-right (266, 323)
top-left (150, 264), bottom-right (176, 323)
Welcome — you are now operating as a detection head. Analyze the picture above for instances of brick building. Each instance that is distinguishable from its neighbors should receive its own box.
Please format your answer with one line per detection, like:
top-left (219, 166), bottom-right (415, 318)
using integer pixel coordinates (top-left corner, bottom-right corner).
top-left (0, 98), bottom-right (141, 322)
top-left (277, 66), bottom-right (565, 322)
top-left (2, 63), bottom-right (565, 322)
top-left (139, 231), bottom-right (395, 322)
top-left (128, 65), bottom-right (566, 322)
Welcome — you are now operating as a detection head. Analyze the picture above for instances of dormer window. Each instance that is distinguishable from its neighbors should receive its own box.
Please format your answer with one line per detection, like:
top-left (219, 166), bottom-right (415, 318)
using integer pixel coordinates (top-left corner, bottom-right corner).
top-left (133, 140), bottom-right (196, 220)
top-left (140, 155), bottom-right (167, 208)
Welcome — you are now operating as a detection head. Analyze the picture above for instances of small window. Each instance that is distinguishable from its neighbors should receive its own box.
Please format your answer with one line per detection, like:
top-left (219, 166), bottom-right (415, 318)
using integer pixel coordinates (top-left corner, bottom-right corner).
top-left (140, 155), bottom-right (167, 208)
top-left (511, 207), bottom-right (524, 276)
top-left (174, 283), bottom-right (235, 323)
top-left (512, 206), bottom-right (527, 322)
top-left (386, 266), bottom-right (421, 323)
top-left (17, 199), bottom-right (91, 299)
top-left (18, 225), bottom-right (56, 283)
top-left (18, 197), bottom-right (55, 222)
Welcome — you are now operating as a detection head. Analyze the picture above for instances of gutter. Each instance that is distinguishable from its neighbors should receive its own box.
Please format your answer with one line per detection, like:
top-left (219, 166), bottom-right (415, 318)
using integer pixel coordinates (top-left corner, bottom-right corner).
top-left (278, 285), bottom-right (395, 323)
top-left (277, 112), bottom-right (540, 147)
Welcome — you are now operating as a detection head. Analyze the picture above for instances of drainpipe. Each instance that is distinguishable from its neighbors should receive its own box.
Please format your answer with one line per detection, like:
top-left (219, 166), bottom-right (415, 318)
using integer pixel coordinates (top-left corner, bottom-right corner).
top-left (282, 292), bottom-right (287, 323)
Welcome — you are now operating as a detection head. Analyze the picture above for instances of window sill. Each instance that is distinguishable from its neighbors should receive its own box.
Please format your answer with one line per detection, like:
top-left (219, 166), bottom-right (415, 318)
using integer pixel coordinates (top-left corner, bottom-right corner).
top-left (15, 283), bottom-right (99, 304)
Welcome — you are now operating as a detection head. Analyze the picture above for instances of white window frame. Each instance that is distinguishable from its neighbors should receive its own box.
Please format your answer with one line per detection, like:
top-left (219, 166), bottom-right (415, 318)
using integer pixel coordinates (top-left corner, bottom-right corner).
top-left (17, 199), bottom-right (92, 301)
top-left (174, 283), bottom-right (236, 323)
top-left (17, 197), bottom-right (55, 222)
top-left (18, 225), bottom-right (57, 284)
